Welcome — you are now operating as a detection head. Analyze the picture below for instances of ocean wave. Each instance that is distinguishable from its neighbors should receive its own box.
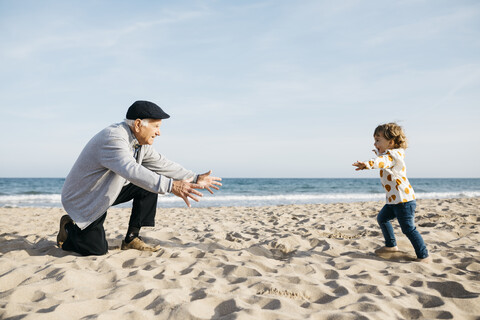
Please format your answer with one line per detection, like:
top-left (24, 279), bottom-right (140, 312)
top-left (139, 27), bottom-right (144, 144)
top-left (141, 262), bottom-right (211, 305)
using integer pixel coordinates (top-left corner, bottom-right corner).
top-left (1, 191), bottom-right (480, 208)
top-left (157, 193), bottom-right (386, 203)
top-left (157, 191), bottom-right (480, 205)
top-left (0, 194), bottom-right (61, 207)
top-left (417, 191), bottom-right (480, 199)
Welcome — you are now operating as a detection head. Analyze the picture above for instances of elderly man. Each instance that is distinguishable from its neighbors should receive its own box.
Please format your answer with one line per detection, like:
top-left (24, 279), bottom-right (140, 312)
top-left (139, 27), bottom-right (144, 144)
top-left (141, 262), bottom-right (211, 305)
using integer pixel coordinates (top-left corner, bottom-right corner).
top-left (58, 100), bottom-right (222, 256)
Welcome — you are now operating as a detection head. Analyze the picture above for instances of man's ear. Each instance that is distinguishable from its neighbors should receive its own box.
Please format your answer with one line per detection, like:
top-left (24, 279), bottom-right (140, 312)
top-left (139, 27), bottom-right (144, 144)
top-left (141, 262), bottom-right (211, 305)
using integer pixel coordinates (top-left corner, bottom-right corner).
top-left (134, 119), bottom-right (142, 131)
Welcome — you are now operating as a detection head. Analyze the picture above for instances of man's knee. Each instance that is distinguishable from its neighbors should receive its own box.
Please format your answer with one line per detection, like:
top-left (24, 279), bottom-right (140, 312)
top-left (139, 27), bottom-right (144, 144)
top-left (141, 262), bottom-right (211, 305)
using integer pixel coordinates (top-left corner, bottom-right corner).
top-left (62, 215), bottom-right (109, 256)
top-left (141, 189), bottom-right (158, 199)
top-left (127, 184), bottom-right (157, 199)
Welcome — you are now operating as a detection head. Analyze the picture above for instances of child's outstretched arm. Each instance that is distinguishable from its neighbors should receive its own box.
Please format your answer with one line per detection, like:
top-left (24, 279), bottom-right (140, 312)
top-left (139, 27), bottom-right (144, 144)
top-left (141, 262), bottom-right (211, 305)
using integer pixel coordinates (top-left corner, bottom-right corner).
top-left (352, 161), bottom-right (367, 171)
top-left (354, 152), bottom-right (396, 171)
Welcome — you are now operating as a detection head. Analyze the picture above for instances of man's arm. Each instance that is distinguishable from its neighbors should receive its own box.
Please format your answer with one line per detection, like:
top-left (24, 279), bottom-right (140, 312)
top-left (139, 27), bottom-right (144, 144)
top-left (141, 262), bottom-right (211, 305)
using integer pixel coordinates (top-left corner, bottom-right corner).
top-left (141, 146), bottom-right (197, 182)
top-left (99, 136), bottom-right (172, 194)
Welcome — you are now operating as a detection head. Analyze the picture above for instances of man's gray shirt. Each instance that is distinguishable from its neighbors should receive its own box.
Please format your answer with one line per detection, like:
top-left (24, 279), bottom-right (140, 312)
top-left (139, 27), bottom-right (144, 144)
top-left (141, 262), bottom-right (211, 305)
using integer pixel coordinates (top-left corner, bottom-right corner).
top-left (61, 122), bottom-right (196, 230)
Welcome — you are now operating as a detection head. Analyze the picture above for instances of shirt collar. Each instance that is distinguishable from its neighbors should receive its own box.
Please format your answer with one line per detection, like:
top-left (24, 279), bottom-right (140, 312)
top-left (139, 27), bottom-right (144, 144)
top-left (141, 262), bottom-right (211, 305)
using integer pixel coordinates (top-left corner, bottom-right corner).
top-left (122, 122), bottom-right (140, 149)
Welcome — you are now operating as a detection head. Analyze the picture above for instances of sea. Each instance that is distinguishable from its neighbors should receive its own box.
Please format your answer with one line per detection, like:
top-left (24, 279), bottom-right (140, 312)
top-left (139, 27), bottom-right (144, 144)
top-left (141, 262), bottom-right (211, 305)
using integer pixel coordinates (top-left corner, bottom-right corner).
top-left (0, 178), bottom-right (479, 209)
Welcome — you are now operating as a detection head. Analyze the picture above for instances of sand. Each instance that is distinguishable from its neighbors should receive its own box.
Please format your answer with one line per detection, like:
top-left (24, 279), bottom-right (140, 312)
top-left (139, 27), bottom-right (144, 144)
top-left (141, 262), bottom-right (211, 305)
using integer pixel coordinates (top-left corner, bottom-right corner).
top-left (1, 198), bottom-right (479, 320)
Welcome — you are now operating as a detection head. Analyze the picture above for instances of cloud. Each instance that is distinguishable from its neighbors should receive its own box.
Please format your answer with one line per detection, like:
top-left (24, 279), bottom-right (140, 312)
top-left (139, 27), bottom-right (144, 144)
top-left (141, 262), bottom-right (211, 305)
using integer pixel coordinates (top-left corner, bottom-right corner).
top-left (366, 4), bottom-right (480, 46)
top-left (1, 0), bottom-right (479, 177)
top-left (2, 5), bottom-right (210, 59)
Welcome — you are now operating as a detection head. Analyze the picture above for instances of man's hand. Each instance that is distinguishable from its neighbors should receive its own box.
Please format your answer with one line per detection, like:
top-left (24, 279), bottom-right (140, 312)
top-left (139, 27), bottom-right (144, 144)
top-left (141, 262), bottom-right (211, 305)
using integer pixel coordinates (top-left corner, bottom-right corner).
top-left (171, 180), bottom-right (204, 208)
top-left (352, 161), bottom-right (367, 171)
top-left (196, 170), bottom-right (222, 194)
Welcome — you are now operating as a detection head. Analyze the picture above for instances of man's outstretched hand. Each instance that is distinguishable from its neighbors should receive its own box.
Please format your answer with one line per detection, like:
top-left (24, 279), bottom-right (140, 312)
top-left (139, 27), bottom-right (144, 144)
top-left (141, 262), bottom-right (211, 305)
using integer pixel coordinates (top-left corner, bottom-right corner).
top-left (171, 180), bottom-right (204, 208)
top-left (196, 170), bottom-right (222, 194)
top-left (171, 171), bottom-right (222, 207)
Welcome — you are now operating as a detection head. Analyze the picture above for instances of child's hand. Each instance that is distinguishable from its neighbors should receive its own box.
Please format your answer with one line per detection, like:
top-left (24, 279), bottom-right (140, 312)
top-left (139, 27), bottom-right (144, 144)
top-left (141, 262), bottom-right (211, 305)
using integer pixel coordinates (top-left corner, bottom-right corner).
top-left (352, 161), bottom-right (367, 171)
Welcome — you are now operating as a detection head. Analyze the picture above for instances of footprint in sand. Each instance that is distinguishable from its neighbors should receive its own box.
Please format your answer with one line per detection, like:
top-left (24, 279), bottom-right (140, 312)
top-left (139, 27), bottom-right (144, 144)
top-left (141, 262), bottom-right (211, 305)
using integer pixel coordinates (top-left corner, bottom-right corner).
top-left (374, 249), bottom-right (416, 261)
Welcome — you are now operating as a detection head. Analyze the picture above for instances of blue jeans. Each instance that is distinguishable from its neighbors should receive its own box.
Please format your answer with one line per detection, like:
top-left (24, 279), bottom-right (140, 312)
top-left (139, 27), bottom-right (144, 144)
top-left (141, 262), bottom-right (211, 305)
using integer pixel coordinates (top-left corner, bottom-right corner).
top-left (377, 200), bottom-right (428, 259)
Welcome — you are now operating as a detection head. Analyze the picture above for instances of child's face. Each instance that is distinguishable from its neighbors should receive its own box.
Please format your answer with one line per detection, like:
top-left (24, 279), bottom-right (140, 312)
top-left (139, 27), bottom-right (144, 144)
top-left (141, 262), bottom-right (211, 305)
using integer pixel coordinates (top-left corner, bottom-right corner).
top-left (374, 133), bottom-right (394, 154)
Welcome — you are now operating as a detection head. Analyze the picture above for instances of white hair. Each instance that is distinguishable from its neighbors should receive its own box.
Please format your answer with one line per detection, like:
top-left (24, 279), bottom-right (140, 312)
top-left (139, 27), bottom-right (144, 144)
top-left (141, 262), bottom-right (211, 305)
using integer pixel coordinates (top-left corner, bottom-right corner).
top-left (124, 118), bottom-right (150, 127)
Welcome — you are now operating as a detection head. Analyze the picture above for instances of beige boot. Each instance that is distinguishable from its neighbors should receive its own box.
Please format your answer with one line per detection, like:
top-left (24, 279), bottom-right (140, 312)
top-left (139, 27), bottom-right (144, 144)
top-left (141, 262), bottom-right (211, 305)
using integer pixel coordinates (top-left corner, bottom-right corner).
top-left (121, 237), bottom-right (161, 252)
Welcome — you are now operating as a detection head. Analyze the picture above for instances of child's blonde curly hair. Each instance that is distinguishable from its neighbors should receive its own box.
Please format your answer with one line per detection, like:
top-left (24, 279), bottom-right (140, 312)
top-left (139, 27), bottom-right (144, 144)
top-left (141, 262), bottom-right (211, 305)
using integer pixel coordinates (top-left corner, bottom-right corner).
top-left (374, 122), bottom-right (408, 149)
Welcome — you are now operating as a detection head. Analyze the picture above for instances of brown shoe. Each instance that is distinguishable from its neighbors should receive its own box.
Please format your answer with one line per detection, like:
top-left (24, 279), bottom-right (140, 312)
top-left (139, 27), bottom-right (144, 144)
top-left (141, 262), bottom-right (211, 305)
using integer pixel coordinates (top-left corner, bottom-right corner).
top-left (121, 237), bottom-right (161, 252)
top-left (57, 215), bottom-right (73, 248)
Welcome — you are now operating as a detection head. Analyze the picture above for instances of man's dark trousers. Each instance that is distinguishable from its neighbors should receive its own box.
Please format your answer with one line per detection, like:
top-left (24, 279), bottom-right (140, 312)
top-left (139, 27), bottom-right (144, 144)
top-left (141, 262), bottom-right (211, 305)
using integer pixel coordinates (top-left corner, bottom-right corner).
top-left (62, 183), bottom-right (158, 256)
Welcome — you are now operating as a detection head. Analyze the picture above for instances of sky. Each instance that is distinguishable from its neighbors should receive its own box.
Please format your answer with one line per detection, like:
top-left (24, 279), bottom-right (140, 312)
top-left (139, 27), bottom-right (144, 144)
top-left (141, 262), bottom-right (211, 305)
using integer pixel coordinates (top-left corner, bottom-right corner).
top-left (1, 0), bottom-right (479, 178)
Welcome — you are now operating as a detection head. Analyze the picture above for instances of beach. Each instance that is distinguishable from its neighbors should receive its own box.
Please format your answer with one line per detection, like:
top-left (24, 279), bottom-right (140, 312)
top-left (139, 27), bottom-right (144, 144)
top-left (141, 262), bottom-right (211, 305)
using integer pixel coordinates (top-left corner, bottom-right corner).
top-left (1, 197), bottom-right (479, 319)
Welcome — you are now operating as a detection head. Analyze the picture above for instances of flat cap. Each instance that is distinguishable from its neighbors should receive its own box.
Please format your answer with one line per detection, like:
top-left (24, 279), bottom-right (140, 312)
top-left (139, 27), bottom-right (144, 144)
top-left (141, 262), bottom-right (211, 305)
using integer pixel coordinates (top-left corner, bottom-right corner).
top-left (126, 100), bottom-right (170, 120)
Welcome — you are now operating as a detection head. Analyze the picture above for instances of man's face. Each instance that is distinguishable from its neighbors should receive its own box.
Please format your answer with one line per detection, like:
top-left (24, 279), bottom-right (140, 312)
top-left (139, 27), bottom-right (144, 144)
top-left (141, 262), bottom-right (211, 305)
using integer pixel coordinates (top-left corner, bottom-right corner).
top-left (135, 119), bottom-right (162, 145)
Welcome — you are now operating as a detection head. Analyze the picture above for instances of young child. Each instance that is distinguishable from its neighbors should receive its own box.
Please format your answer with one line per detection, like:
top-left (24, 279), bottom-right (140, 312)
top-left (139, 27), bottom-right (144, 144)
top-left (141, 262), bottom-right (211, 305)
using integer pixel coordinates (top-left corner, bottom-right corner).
top-left (352, 123), bottom-right (429, 262)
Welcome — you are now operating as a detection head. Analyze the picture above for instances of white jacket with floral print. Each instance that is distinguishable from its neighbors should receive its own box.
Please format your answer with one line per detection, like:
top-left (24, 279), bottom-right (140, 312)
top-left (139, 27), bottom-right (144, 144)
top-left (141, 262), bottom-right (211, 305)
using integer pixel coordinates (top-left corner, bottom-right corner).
top-left (364, 148), bottom-right (415, 204)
